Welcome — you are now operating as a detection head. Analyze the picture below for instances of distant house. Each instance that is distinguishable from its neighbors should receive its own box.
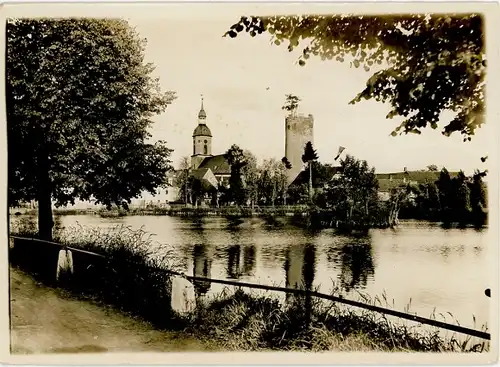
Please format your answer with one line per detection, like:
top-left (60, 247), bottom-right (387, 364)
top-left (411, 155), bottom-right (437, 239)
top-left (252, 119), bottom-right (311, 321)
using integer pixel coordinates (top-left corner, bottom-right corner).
top-left (289, 164), bottom-right (341, 188)
top-left (375, 170), bottom-right (459, 201)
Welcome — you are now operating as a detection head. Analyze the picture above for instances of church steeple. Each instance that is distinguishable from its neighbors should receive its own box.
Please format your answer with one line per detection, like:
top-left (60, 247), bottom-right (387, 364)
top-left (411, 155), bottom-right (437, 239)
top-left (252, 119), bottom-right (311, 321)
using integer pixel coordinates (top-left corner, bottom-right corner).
top-left (192, 96), bottom-right (212, 168)
top-left (198, 95), bottom-right (207, 121)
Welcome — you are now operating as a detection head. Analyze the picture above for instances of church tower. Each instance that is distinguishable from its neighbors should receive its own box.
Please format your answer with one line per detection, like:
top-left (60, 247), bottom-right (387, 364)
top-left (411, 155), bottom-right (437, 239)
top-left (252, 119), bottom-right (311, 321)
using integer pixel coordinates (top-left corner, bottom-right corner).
top-left (191, 96), bottom-right (213, 169)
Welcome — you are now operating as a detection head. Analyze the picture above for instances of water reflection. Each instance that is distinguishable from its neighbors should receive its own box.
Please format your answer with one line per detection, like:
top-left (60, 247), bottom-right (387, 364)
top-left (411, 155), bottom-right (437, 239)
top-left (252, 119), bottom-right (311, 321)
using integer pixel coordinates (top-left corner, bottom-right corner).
top-left (192, 243), bottom-right (212, 295)
top-left (327, 238), bottom-right (375, 293)
top-left (243, 245), bottom-right (256, 275)
top-left (227, 245), bottom-right (241, 279)
top-left (284, 244), bottom-right (316, 292)
top-left (283, 244), bottom-right (316, 325)
top-left (338, 243), bottom-right (375, 293)
top-left (226, 244), bottom-right (257, 279)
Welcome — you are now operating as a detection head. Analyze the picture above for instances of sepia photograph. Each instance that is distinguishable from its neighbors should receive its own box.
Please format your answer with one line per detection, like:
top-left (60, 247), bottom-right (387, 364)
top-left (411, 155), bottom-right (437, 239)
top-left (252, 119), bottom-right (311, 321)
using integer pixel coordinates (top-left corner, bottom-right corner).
top-left (1, 1), bottom-right (499, 364)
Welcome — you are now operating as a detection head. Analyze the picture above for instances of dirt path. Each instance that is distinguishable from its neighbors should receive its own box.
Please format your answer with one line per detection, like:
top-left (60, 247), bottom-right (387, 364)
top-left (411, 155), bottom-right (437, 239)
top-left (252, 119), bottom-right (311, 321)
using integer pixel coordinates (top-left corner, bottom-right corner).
top-left (9, 267), bottom-right (215, 354)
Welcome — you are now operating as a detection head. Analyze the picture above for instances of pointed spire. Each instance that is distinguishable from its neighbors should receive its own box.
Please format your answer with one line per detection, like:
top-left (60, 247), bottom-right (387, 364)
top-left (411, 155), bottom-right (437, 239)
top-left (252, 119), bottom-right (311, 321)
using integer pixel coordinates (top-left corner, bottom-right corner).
top-left (198, 94), bottom-right (207, 120)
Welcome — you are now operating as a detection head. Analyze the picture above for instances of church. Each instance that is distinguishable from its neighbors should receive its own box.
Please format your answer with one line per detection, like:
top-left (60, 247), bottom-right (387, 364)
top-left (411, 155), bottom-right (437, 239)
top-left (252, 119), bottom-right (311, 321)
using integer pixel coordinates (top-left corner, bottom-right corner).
top-left (187, 98), bottom-right (232, 191)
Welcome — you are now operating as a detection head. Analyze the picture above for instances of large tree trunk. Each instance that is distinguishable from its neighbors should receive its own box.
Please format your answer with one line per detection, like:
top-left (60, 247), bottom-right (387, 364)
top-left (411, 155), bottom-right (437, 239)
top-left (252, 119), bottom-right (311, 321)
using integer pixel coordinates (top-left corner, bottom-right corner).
top-left (37, 148), bottom-right (53, 241)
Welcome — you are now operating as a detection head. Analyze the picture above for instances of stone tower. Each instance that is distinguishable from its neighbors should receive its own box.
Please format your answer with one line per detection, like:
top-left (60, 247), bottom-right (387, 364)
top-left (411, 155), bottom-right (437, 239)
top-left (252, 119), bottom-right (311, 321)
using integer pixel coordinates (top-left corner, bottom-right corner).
top-left (191, 97), bottom-right (213, 169)
top-left (284, 113), bottom-right (314, 184)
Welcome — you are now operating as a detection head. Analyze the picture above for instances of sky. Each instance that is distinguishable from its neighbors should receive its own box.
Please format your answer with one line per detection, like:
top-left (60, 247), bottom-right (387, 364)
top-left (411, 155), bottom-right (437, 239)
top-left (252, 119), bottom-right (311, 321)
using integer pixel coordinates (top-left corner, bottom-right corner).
top-left (130, 16), bottom-right (493, 175)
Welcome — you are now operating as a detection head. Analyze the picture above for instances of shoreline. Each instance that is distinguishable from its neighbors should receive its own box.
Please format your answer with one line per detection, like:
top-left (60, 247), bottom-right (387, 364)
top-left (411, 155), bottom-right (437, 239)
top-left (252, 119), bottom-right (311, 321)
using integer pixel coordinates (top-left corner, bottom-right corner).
top-left (10, 208), bottom-right (488, 231)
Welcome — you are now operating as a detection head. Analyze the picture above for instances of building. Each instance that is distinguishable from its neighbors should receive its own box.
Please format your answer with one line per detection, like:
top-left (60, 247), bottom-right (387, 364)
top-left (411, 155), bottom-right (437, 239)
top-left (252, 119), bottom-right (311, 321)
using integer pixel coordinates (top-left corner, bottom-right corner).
top-left (284, 113), bottom-right (314, 185)
top-left (189, 98), bottom-right (231, 189)
top-left (375, 170), bottom-right (459, 201)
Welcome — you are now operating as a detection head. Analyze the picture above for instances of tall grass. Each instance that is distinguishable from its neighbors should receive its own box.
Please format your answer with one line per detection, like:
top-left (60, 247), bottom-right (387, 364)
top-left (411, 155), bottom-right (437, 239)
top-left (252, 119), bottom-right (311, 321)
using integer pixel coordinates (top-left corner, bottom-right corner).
top-left (8, 217), bottom-right (489, 352)
top-left (185, 288), bottom-right (489, 352)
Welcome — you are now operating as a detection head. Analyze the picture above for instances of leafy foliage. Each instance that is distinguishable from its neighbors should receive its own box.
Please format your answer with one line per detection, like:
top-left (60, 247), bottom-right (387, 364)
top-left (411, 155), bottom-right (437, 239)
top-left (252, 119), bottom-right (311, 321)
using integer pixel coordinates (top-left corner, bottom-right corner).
top-left (241, 150), bottom-right (259, 207)
top-left (225, 144), bottom-right (247, 205)
top-left (281, 156), bottom-right (292, 170)
top-left (226, 14), bottom-right (485, 140)
top-left (282, 94), bottom-right (301, 113)
top-left (7, 18), bottom-right (176, 238)
top-left (302, 141), bottom-right (319, 201)
top-left (400, 167), bottom-right (488, 226)
top-left (325, 155), bottom-right (379, 224)
top-left (174, 156), bottom-right (192, 204)
top-left (302, 141), bottom-right (319, 164)
top-left (258, 158), bottom-right (288, 206)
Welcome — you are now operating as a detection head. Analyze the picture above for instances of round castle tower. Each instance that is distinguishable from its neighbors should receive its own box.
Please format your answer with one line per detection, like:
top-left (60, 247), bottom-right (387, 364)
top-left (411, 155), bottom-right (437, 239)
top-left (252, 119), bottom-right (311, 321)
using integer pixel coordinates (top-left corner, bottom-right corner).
top-left (285, 113), bottom-right (314, 184)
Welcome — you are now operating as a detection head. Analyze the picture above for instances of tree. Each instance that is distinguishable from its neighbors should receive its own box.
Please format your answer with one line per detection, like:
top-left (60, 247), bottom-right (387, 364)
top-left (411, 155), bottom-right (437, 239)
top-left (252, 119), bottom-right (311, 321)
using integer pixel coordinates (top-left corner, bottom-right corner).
top-left (226, 14), bottom-right (485, 140)
top-left (225, 144), bottom-right (247, 205)
top-left (7, 19), bottom-right (176, 240)
top-left (174, 156), bottom-right (192, 204)
top-left (242, 150), bottom-right (259, 208)
top-left (281, 156), bottom-right (292, 204)
top-left (282, 94), bottom-right (301, 115)
top-left (325, 155), bottom-right (379, 226)
top-left (259, 158), bottom-right (287, 207)
top-left (469, 170), bottom-right (487, 226)
top-left (301, 141), bottom-right (318, 201)
top-left (427, 164), bottom-right (438, 172)
top-left (436, 168), bottom-right (454, 223)
top-left (451, 171), bottom-right (472, 225)
top-left (281, 156), bottom-right (292, 170)
top-left (411, 182), bottom-right (440, 220)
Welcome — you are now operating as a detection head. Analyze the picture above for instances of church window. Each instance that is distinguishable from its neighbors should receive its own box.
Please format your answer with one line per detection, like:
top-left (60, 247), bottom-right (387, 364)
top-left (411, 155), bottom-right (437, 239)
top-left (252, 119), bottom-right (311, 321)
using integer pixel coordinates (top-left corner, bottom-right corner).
top-left (204, 139), bottom-right (208, 143)
top-left (193, 143), bottom-right (195, 155)
top-left (204, 144), bottom-right (208, 155)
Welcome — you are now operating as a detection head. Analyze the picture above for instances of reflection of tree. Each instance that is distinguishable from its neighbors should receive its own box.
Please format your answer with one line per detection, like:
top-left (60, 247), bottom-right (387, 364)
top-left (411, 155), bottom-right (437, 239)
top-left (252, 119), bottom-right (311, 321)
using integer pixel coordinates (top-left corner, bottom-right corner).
top-left (193, 243), bottom-right (212, 295)
top-left (284, 244), bottom-right (316, 327)
top-left (227, 245), bottom-right (241, 279)
top-left (226, 244), bottom-right (257, 279)
top-left (284, 244), bottom-right (316, 294)
top-left (302, 244), bottom-right (316, 291)
top-left (330, 243), bottom-right (375, 293)
top-left (285, 245), bottom-right (304, 290)
top-left (242, 245), bottom-right (256, 276)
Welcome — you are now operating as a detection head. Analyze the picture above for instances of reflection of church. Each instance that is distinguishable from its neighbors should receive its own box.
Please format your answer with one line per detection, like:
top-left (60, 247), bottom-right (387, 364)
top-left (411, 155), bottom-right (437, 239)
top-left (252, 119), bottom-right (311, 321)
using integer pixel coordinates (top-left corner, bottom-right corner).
top-left (188, 98), bottom-right (232, 191)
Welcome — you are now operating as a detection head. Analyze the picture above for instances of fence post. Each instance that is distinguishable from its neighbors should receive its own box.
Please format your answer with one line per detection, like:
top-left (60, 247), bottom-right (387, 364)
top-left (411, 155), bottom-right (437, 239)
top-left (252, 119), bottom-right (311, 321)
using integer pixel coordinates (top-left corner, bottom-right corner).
top-left (56, 248), bottom-right (74, 282)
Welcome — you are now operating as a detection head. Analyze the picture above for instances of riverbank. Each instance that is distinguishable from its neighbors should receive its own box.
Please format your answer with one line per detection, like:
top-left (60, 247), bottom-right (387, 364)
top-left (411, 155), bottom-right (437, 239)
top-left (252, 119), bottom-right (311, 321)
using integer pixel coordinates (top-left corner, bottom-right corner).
top-left (10, 266), bottom-right (215, 354)
top-left (9, 224), bottom-right (490, 353)
top-left (11, 206), bottom-right (486, 232)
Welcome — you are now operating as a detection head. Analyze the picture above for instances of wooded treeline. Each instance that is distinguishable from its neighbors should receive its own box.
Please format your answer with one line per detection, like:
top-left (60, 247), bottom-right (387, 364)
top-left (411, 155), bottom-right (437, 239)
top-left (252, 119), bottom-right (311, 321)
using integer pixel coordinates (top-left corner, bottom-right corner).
top-left (176, 142), bottom-right (488, 228)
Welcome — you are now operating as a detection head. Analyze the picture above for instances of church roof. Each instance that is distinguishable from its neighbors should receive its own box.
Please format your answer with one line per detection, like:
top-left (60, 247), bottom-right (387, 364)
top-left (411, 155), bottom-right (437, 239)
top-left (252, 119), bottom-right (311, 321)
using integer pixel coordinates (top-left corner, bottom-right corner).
top-left (198, 154), bottom-right (231, 175)
top-left (193, 124), bottom-right (212, 137)
top-left (190, 168), bottom-right (218, 190)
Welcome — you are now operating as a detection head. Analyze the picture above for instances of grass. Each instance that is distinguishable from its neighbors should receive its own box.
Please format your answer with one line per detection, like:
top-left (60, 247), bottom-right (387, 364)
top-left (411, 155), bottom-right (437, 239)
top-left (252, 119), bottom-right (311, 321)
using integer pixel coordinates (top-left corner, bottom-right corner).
top-left (184, 288), bottom-right (489, 352)
top-left (8, 217), bottom-right (490, 353)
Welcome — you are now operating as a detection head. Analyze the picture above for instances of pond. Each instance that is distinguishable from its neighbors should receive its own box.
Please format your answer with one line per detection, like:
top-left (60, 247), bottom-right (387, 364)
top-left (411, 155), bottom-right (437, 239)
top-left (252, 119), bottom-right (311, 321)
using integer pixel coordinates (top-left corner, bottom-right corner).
top-left (52, 214), bottom-right (490, 333)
